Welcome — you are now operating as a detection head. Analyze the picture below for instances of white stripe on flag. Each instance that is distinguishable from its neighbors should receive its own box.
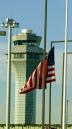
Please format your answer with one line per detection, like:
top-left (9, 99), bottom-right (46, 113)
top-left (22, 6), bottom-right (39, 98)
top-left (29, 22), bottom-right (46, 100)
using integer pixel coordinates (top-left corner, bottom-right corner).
top-left (27, 76), bottom-right (31, 87)
top-left (46, 76), bottom-right (55, 81)
top-left (36, 62), bottom-right (42, 88)
top-left (48, 70), bottom-right (55, 75)
top-left (48, 65), bottom-right (55, 69)
top-left (32, 70), bottom-right (36, 88)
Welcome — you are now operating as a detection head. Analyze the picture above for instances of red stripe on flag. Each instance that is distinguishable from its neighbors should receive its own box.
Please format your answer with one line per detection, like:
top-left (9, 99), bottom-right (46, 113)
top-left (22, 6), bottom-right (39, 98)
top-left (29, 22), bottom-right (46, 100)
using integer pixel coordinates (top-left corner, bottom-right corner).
top-left (47, 73), bottom-right (55, 77)
top-left (46, 59), bottom-right (48, 77)
top-left (39, 62), bottom-right (43, 89)
top-left (46, 79), bottom-right (56, 83)
top-left (29, 76), bottom-right (32, 87)
top-left (20, 86), bottom-right (34, 94)
top-left (48, 68), bottom-right (55, 71)
top-left (34, 69), bottom-right (37, 88)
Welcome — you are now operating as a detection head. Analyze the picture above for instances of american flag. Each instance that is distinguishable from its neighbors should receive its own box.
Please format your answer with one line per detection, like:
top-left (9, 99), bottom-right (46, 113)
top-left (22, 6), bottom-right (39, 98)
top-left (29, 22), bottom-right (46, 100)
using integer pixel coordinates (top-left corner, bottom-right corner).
top-left (20, 47), bottom-right (55, 94)
top-left (46, 47), bottom-right (56, 83)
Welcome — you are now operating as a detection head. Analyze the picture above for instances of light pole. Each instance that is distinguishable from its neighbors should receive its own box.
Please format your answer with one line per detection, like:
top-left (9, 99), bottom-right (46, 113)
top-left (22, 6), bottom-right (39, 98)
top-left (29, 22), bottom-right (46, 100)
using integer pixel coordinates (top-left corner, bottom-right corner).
top-left (1, 18), bottom-right (19, 129)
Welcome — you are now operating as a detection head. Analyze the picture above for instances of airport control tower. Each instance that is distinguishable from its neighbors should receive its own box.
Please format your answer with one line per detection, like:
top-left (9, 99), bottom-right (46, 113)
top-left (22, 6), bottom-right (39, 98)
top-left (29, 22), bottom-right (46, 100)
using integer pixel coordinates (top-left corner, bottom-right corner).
top-left (11, 29), bottom-right (43, 124)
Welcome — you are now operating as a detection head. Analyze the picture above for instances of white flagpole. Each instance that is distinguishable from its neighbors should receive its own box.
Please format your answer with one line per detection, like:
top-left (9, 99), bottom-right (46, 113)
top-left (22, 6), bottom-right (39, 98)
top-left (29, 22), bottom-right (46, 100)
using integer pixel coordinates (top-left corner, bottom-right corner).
top-left (62, 0), bottom-right (68, 129)
top-left (42, 0), bottom-right (47, 129)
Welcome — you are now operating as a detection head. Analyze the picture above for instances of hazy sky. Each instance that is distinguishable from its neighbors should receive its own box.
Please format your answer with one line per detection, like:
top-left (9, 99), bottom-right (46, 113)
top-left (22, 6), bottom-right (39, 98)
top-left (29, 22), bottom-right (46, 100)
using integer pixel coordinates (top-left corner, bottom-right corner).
top-left (0, 0), bottom-right (72, 124)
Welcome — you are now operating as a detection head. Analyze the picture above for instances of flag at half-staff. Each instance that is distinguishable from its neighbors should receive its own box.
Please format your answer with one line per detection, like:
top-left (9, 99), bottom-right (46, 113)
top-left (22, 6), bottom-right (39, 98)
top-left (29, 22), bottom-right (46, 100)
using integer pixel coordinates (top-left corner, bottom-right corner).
top-left (46, 46), bottom-right (56, 83)
top-left (19, 47), bottom-right (56, 94)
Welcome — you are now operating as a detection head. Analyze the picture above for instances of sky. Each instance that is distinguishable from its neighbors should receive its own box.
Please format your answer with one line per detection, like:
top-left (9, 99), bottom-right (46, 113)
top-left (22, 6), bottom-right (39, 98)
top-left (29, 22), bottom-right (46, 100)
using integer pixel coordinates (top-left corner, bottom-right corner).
top-left (0, 0), bottom-right (72, 125)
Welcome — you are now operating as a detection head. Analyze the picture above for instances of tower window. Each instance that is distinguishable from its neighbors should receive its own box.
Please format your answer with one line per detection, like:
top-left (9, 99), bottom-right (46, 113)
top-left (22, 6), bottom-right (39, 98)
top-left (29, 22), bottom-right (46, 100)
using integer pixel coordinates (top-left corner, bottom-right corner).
top-left (14, 54), bottom-right (25, 58)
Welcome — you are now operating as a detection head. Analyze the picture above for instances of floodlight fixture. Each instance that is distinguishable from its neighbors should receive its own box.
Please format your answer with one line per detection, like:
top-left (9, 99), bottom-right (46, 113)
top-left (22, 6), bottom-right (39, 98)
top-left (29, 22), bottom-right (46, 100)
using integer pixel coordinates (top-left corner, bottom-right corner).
top-left (1, 18), bottom-right (19, 28)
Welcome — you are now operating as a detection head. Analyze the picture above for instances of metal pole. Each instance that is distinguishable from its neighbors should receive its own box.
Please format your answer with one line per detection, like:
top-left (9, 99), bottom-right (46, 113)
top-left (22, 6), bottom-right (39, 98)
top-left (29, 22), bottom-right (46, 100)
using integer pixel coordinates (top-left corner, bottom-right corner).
top-left (62, 0), bottom-right (68, 129)
top-left (42, 0), bottom-right (47, 129)
top-left (6, 25), bottom-right (12, 129)
top-left (51, 40), bottom-right (72, 44)
top-left (49, 42), bottom-right (52, 129)
top-left (49, 83), bottom-right (51, 129)
top-left (61, 53), bottom-right (64, 129)
top-left (1, 18), bottom-right (19, 129)
top-left (66, 99), bottom-right (69, 129)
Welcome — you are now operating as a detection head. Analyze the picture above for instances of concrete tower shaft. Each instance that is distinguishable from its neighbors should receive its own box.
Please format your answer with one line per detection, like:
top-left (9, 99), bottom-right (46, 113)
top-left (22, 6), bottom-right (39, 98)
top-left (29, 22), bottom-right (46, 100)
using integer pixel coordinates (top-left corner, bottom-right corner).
top-left (11, 29), bottom-right (43, 124)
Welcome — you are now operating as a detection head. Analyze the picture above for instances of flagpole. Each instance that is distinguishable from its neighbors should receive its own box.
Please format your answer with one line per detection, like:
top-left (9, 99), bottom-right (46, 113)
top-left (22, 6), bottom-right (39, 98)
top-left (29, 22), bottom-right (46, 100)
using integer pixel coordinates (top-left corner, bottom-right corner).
top-left (62, 0), bottom-right (68, 129)
top-left (66, 99), bottom-right (69, 129)
top-left (42, 0), bottom-right (47, 129)
top-left (49, 83), bottom-right (51, 129)
top-left (61, 53), bottom-right (64, 129)
top-left (49, 42), bottom-right (52, 129)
